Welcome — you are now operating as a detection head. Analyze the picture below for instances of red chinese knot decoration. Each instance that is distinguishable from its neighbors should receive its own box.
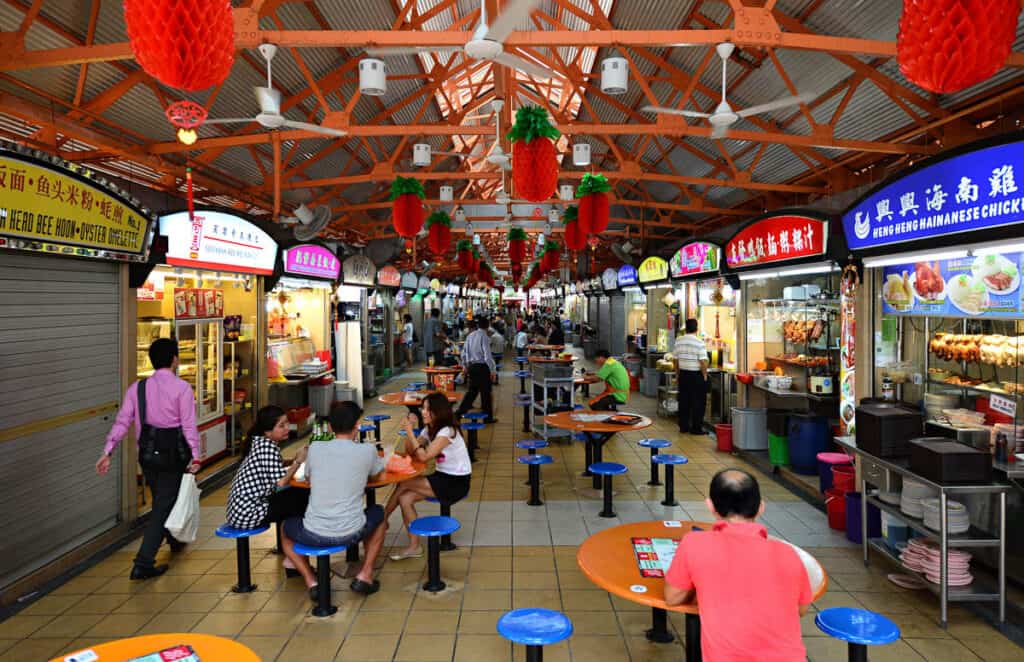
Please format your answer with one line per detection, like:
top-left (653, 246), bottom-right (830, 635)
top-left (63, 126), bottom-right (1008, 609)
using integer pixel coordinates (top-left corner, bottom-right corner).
top-left (506, 106), bottom-right (560, 203)
top-left (389, 177), bottom-right (426, 238)
top-left (562, 205), bottom-right (586, 252)
top-left (124, 0), bottom-right (236, 92)
top-left (165, 100), bottom-right (208, 129)
top-left (576, 173), bottom-right (612, 235)
top-left (897, 0), bottom-right (1020, 94)
top-left (425, 211), bottom-right (452, 258)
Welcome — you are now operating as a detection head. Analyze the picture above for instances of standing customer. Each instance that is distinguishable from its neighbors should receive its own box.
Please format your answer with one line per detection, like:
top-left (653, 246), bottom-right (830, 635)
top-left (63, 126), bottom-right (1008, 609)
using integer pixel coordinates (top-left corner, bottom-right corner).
top-left (514, 326), bottom-right (529, 357)
top-left (457, 316), bottom-right (497, 424)
top-left (664, 469), bottom-right (812, 661)
top-left (402, 314), bottom-right (416, 368)
top-left (423, 308), bottom-right (445, 366)
top-left (96, 339), bottom-right (201, 580)
top-left (674, 318), bottom-right (709, 434)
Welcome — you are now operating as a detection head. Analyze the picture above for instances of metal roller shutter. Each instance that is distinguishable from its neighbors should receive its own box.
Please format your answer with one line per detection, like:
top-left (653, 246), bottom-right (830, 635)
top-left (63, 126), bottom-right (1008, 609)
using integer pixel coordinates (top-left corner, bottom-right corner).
top-left (0, 252), bottom-right (122, 590)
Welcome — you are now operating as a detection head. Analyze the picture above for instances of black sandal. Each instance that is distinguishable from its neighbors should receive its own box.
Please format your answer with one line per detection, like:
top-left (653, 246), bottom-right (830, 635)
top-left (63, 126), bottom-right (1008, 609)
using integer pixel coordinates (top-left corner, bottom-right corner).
top-left (350, 578), bottom-right (380, 595)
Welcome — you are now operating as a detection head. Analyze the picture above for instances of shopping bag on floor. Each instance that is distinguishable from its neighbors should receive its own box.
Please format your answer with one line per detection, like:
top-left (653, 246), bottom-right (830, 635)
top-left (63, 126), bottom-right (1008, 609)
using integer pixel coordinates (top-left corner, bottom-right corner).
top-left (165, 474), bottom-right (201, 543)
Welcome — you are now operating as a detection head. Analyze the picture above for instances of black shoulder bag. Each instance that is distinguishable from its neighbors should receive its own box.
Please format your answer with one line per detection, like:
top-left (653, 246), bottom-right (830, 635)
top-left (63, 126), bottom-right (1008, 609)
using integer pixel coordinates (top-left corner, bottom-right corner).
top-left (137, 378), bottom-right (194, 472)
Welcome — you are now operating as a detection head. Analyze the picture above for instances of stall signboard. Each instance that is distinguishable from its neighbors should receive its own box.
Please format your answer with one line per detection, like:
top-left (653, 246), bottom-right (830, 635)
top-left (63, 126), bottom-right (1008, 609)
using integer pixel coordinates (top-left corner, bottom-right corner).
top-left (0, 150), bottom-right (155, 261)
top-left (430, 278), bottom-right (442, 291)
top-left (161, 210), bottom-right (277, 275)
top-left (283, 244), bottom-right (340, 280)
top-left (880, 250), bottom-right (1024, 318)
top-left (618, 264), bottom-right (638, 287)
top-left (670, 242), bottom-right (719, 278)
top-left (173, 288), bottom-right (224, 319)
top-left (400, 271), bottom-right (418, 289)
top-left (417, 275), bottom-right (431, 290)
top-left (342, 254), bottom-right (375, 286)
top-left (844, 138), bottom-right (1024, 251)
top-left (377, 265), bottom-right (401, 287)
top-left (638, 256), bottom-right (669, 284)
top-left (589, 276), bottom-right (602, 292)
top-left (602, 267), bottom-right (620, 290)
top-left (725, 215), bottom-right (827, 269)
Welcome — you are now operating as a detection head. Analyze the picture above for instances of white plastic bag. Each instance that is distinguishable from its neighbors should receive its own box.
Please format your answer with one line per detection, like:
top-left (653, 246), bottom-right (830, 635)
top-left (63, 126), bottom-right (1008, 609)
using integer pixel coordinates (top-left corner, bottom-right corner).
top-left (165, 474), bottom-right (201, 543)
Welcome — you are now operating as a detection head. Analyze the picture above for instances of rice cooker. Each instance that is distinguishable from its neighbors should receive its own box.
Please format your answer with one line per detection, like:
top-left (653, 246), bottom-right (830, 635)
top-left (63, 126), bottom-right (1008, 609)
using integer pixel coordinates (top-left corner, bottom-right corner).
top-left (810, 375), bottom-right (834, 394)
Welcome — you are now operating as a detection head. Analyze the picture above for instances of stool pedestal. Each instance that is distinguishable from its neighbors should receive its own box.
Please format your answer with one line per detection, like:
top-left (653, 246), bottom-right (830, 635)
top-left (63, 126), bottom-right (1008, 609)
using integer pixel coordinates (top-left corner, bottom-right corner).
top-left (424, 536), bottom-right (446, 593)
top-left (600, 475), bottom-right (616, 518)
top-left (662, 466), bottom-right (678, 507)
top-left (312, 554), bottom-right (337, 617)
top-left (233, 538), bottom-right (257, 593)
top-left (439, 502), bottom-right (456, 552)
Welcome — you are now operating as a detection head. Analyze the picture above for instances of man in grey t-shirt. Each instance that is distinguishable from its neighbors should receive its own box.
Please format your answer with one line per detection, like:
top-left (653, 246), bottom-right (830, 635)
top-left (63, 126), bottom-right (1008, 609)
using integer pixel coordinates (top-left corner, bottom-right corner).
top-left (423, 308), bottom-right (444, 365)
top-left (282, 402), bottom-right (387, 597)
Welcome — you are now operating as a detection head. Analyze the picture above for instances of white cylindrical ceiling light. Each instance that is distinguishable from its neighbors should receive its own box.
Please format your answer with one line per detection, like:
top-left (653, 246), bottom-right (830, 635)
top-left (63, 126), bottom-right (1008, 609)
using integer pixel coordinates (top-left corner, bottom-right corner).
top-left (548, 208), bottom-right (560, 224)
top-left (559, 184), bottom-right (575, 201)
top-left (601, 57), bottom-right (628, 94)
top-left (359, 58), bottom-right (387, 96)
top-left (439, 185), bottom-right (453, 201)
top-left (572, 143), bottom-right (591, 166)
top-left (454, 206), bottom-right (466, 223)
top-left (412, 143), bottom-right (431, 167)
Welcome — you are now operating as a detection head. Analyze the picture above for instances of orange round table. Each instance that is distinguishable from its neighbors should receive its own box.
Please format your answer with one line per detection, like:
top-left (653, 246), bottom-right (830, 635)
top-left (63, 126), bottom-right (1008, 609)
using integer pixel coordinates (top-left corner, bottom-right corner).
top-left (423, 366), bottom-right (461, 391)
top-left (544, 410), bottom-right (652, 489)
top-left (528, 344), bottom-right (565, 357)
top-left (529, 355), bottom-right (576, 364)
top-left (50, 634), bottom-right (259, 662)
top-left (577, 520), bottom-right (829, 656)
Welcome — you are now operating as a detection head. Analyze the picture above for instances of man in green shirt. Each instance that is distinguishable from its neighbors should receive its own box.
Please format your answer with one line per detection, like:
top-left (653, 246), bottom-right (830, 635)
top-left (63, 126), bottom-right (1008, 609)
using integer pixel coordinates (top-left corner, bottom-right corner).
top-left (582, 349), bottom-right (630, 410)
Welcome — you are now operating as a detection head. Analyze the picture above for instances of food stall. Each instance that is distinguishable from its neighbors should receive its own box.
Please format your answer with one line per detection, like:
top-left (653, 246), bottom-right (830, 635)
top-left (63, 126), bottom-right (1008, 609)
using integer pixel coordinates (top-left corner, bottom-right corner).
top-left (638, 256), bottom-right (671, 396)
top-left (372, 265), bottom-right (401, 380)
top-left (840, 132), bottom-right (1024, 616)
top-left (338, 254), bottom-right (375, 403)
top-left (598, 267), bottom-right (626, 356)
top-left (142, 208), bottom-right (276, 465)
top-left (618, 264), bottom-right (647, 354)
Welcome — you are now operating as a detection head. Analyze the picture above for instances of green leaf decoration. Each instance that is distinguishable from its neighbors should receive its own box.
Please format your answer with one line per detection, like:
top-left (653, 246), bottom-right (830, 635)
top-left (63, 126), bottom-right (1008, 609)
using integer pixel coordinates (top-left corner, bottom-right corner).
top-left (507, 226), bottom-right (528, 241)
top-left (389, 176), bottom-right (426, 200)
top-left (544, 239), bottom-right (561, 252)
top-left (576, 172), bottom-right (611, 197)
top-left (472, 247), bottom-right (481, 259)
top-left (425, 211), bottom-right (452, 228)
top-left (456, 239), bottom-right (473, 252)
top-left (562, 205), bottom-right (578, 225)
top-left (505, 105), bottom-right (561, 144)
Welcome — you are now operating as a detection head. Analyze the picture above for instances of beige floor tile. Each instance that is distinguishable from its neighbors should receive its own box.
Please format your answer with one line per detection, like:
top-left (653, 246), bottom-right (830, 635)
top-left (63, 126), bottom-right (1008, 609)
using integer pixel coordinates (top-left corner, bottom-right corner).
top-left (83, 612), bottom-right (154, 638)
top-left (512, 572), bottom-right (557, 590)
top-left (457, 609), bottom-right (503, 634)
top-left (335, 634), bottom-right (400, 661)
top-left (467, 571), bottom-right (513, 590)
top-left (50, 576), bottom-right (111, 595)
top-left (136, 611), bottom-right (204, 635)
top-left (192, 611), bottom-right (255, 636)
top-left (471, 556), bottom-right (513, 572)
top-left (258, 591), bottom-right (311, 615)
top-left (561, 589), bottom-right (612, 611)
top-left (236, 634), bottom-right (288, 661)
top-left (18, 595), bottom-right (84, 617)
top-left (405, 609), bottom-right (459, 634)
top-left (462, 589), bottom-right (512, 611)
top-left (512, 589), bottom-right (561, 611)
top-left (278, 634), bottom-right (345, 662)
top-left (851, 591), bottom-right (922, 615)
top-left (348, 610), bottom-right (406, 635)
top-left (240, 610), bottom-right (304, 636)
top-left (214, 590), bottom-right (272, 613)
top-left (887, 612), bottom-right (953, 639)
top-left (360, 589), bottom-right (415, 612)
top-left (69, 593), bottom-right (133, 615)
top-left (453, 634), bottom-right (512, 662)
top-left (610, 594), bottom-right (647, 612)
top-left (29, 613), bottom-right (106, 640)
top-left (625, 636), bottom-right (688, 662)
top-left (905, 637), bottom-right (982, 661)
top-left (0, 637), bottom-right (72, 662)
top-left (411, 588), bottom-right (464, 611)
top-left (959, 634), bottom-right (1024, 661)
top-left (569, 634), bottom-right (630, 660)
top-left (565, 610), bottom-right (621, 635)
top-left (112, 592), bottom-right (179, 614)
top-left (394, 633), bottom-right (456, 661)
top-left (163, 592), bottom-right (223, 614)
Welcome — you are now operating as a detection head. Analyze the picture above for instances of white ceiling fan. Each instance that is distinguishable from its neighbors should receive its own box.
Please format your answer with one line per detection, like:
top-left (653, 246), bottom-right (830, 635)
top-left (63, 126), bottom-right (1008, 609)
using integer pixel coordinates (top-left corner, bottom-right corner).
top-left (280, 204), bottom-right (332, 241)
top-left (494, 170), bottom-right (530, 206)
top-left (366, 0), bottom-right (558, 81)
top-left (642, 42), bottom-right (817, 139)
top-left (203, 44), bottom-right (346, 137)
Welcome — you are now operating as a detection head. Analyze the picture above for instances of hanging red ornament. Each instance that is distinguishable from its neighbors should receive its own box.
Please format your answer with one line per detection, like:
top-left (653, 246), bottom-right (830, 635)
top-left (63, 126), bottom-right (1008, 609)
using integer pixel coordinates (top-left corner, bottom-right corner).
top-left (507, 226), bottom-right (529, 265)
top-left (506, 105), bottom-right (561, 202)
top-left (456, 239), bottom-right (474, 273)
top-left (471, 248), bottom-right (482, 275)
top-left (562, 205), bottom-right (586, 252)
top-left (389, 177), bottom-right (426, 238)
top-left (425, 211), bottom-right (452, 258)
top-left (898, 0), bottom-right (1020, 94)
top-left (511, 262), bottom-right (523, 283)
top-left (124, 0), bottom-right (235, 92)
top-left (576, 173), bottom-right (612, 235)
top-left (540, 240), bottom-right (561, 274)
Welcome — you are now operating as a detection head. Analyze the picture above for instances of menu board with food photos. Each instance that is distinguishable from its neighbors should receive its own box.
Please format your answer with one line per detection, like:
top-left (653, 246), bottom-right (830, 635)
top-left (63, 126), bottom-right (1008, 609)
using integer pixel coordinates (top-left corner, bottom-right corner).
top-left (881, 252), bottom-right (1023, 318)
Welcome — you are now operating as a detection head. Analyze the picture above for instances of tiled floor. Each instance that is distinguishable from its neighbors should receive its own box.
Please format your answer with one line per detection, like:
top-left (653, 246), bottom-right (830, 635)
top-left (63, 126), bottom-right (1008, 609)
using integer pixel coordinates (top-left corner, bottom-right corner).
top-left (2, 351), bottom-right (1021, 661)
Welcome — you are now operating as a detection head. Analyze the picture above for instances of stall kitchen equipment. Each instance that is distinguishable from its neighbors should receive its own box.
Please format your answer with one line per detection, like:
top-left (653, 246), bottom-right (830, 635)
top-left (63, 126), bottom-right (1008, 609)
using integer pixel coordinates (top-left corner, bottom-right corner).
top-left (338, 254), bottom-right (375, 403)
top-left (618, 264), bottom-right (646, 355)
top-left (372, 265), bottom-right (402, 379)
top-left (840, 132), bottom-right (1024, 624)
top-left (598, 267), bottom-right (626, 356)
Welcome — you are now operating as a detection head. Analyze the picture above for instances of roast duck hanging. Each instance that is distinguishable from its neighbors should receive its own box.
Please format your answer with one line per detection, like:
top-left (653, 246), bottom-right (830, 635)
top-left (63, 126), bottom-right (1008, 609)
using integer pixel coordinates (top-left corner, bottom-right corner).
top-left (929, 332), bottom-right (1024, 366)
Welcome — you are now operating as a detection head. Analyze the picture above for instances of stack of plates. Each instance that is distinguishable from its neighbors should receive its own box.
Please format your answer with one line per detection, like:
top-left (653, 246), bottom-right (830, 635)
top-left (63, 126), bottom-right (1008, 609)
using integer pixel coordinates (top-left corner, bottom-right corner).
top-left (900, 538), bottom-right (973, 586)
top-left (878, 491), bottom-right (901, 506)
top-left (920, 498), bottom-right (970, 534)
top-left (900, 479), bottom-right (938, 518)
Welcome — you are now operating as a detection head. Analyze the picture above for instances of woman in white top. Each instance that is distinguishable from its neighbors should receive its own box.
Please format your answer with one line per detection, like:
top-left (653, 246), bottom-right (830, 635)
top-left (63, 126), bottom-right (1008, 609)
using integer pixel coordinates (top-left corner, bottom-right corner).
top-left (387, 392), bottom-right (472, 560)
top-left (402, 314), bottom-right (415, 367)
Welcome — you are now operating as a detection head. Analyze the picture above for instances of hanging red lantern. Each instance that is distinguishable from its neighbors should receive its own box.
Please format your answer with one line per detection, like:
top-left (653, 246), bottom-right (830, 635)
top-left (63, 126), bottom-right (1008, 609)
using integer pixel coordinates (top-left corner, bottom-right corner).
top-left (389, 177), bottom-right (426, 238)
top-left (507, 226), bottom-right (529, 265)
top-left (541, 240), bottom-right (561, 274)
top-left (425, 211), bottom-right (452, 258)
top-left (456, 239), bottom-right (474, 273)
top-left (898, 0), bottom-right (1020, 94)
top-left (576, 173), bottom-right (612, 235)
top-left (124, 0), bottom-right (235, 92)
top-left (511, 262), bottom-right (523, 283)
top-left (471, 248), bottom-right (482, 275)
top-left (507, 105), bottom-right (561, 202)
top-left (562, 205), bottom-right (586, 252)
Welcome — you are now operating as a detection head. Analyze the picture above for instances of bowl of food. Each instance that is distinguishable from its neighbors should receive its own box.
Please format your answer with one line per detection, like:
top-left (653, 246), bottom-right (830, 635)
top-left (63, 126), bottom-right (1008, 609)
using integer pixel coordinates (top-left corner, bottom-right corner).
top-left (927, 367), bottom-right (949, 382)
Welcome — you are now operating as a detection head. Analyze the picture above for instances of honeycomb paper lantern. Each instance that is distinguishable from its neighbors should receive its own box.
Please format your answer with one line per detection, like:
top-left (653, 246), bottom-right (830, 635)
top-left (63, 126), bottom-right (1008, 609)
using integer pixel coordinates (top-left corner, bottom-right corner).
top-left (576, 173), bottom-right (612, 235)
top-left (425, 211), bottom-right (452, 258)
top-left (562, 206), bottom-right (586, 251)
top-left (389, 177), bottom-right (426, 238)
top-left (897, 0), bottom-right (1020, 93)
top-left (124, 0), bottom-right (236, 92)
top-left (507, 106), bottom-right (560, 203)
top-left (456, 240), bottom-right (474, 273)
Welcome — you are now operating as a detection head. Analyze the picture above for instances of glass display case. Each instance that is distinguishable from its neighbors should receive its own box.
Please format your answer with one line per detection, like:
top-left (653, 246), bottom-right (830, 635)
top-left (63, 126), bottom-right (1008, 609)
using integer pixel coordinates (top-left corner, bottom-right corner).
top-left (176, 318), bottom-right (224, 425)
top-left (751, 297), bottom-right (840, 399)
top-left (136, 318), bottom-right (173, 379)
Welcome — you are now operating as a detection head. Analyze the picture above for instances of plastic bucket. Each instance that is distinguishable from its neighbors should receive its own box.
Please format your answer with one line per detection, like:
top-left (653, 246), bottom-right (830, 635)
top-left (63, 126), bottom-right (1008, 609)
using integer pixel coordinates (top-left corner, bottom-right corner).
top-left (825, 488), bottom-right (846, 530)
top-left (882, 513), bottom-right (910, 547)
top-left (715, 424), bottom-right (733, 452)
top-left (845, 491), bottom-right (882, 543)
top-left (817, 452), bottom-right (853, 492)
top-left (731, 407), bottom-right (768, 450)
top-left (787, 413), bottom-right (829, 474)
top-left (768, 433), bottom-right (789, 466)
top-left (832, 464), bottom-right (856, 493)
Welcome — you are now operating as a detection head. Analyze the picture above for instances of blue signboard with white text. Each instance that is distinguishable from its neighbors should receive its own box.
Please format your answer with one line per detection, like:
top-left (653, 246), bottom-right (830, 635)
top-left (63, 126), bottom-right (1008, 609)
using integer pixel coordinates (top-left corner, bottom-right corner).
top-left (881, 251), bottom-right (1022, 318)
top-left (618, 264), bottom-right (638, 287)
top-left (843, 138), bottom-right (1024, 251)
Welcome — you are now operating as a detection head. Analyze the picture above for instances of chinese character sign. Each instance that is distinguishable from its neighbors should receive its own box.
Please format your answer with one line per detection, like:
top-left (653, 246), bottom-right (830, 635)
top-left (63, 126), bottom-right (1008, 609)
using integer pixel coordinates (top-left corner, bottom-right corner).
top-left (843, 139), bottom-right (1024, 251)
top-left (160, 210), bottom-right (278, 275)
top-left (670, 242), bottom-right (720, 278)
top-left (284, 244), bottom-right (340, 280)
top-left (618, 265), bottom-right (638, 287)
top-left (637, 256), bottom-right (669, 283)
top-left (725, 215), bottom-right (828, 269)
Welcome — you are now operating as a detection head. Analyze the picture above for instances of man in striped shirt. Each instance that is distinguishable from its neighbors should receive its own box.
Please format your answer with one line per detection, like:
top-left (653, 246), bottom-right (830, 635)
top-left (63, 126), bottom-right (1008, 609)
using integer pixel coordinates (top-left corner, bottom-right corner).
top-left (457, 316), bottom-right (497, 423)
top-left (674, 318), bottom-right (710, 435)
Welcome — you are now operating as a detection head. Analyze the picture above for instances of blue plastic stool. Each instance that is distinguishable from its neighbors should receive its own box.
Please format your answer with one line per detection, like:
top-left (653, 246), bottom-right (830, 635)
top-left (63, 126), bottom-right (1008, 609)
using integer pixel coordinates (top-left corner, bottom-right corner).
top-left (497, 608), bottom-right (573, 662)
top-left (518, 454), bottom-right (553, 506)
top-left (425, 497), bottom-right (457, 551)
top-left (463, 421), bottom-right (485, 462)
top-left (652, 454), bottom-right (689, 507)
top-left (815, 607), bottom-right (901, 662)
top-left (515, 356), bottom-right (529, 364)
top-left (514, 393), bottom-right (532, 433)
top-left (292, 542), bottom-right (347, 617)
top-left (516, 439), bottom-right (549, 454)
top-left (638, 438), bottom-right (672, 486)
top-left (358, 423), bottom-right (376, 444)
top-left (589, 462), bottom-right (628, 518)
top-left (365, 414), bottom-right (390, 443)
top-left (463, 411), bottom-right (489, 422)
top-left (409, 516), bottom-right (461, 592)
top-left (215, 524), bottom-right (269, 593)
top-left (514, 370), bottom-right (531, 394)
top-left (402, 385), bottom-right (421, 392)
top-left (408, 381), bottom-right (427, 390)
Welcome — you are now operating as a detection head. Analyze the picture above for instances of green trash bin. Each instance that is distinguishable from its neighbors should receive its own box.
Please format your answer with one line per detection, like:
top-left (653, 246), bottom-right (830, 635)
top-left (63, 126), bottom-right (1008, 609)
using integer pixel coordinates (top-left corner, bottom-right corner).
top-left (383, 368), bottom-right (392, 378)
top-left (768, 433), bottom-right (790, 466)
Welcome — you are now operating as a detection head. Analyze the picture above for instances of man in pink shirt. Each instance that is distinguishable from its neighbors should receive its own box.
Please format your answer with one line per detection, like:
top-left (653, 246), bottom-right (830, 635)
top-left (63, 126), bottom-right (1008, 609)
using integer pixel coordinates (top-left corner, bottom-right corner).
top-left (96, 338), bottom-right (201, 580)
top-left (664, 469), bottom-right (812, 661)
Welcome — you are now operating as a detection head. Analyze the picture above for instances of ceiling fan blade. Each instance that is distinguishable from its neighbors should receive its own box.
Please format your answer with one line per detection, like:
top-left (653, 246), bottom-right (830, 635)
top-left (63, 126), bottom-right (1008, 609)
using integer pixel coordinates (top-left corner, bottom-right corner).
top-left (736, 92), bottom-right (817, 118)
top-left (282, 120), bottom-right (347, 137)
top-left (494, 52), bottom-right (558, 80)
top-left (485, 0), bottom-right (542, 43)
top-left (365, 46), bottom-right (462, 57)
top-left (641, 105), bottom-right (712, 119)
top-left (710, 125), bottom-right (729, 140)
top-left (433, 151), bottom-right (470, 158)
top-left (202, 118), bottom-right (254, 126)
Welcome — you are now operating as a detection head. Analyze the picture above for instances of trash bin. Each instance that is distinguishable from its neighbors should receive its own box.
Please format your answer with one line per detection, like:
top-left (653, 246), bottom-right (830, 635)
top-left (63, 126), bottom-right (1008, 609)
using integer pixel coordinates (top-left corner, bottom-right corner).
top-left (788, 413), bottom-right (830, 474)
top-left (768, 433), bottom-right (789, 466)
top-left (334, 381), bottom-right (356, 403)
top-left (309, 382), bottom-right (333, 417)
top-left (845, 491), bottom-right (881, 543)
top-left (731, 407), bottom-right (768, 450)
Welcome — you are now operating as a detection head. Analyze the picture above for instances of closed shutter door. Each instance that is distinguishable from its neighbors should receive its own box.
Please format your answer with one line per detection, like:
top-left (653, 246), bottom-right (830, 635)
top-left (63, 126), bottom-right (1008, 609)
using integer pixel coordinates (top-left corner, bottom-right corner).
top-left (0, 253), bottom-right (122, 590)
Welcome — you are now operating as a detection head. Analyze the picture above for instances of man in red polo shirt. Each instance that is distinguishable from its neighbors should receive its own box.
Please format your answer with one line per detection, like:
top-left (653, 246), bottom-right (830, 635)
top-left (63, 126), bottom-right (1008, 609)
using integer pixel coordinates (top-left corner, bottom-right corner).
top-left (664, 469), bottom-right (812, 661)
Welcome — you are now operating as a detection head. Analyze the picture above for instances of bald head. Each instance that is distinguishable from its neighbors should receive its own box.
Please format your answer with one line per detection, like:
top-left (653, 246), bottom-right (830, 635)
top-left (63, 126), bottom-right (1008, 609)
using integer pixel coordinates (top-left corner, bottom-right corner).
top-left (709, 469), bottom-right (762, 520)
